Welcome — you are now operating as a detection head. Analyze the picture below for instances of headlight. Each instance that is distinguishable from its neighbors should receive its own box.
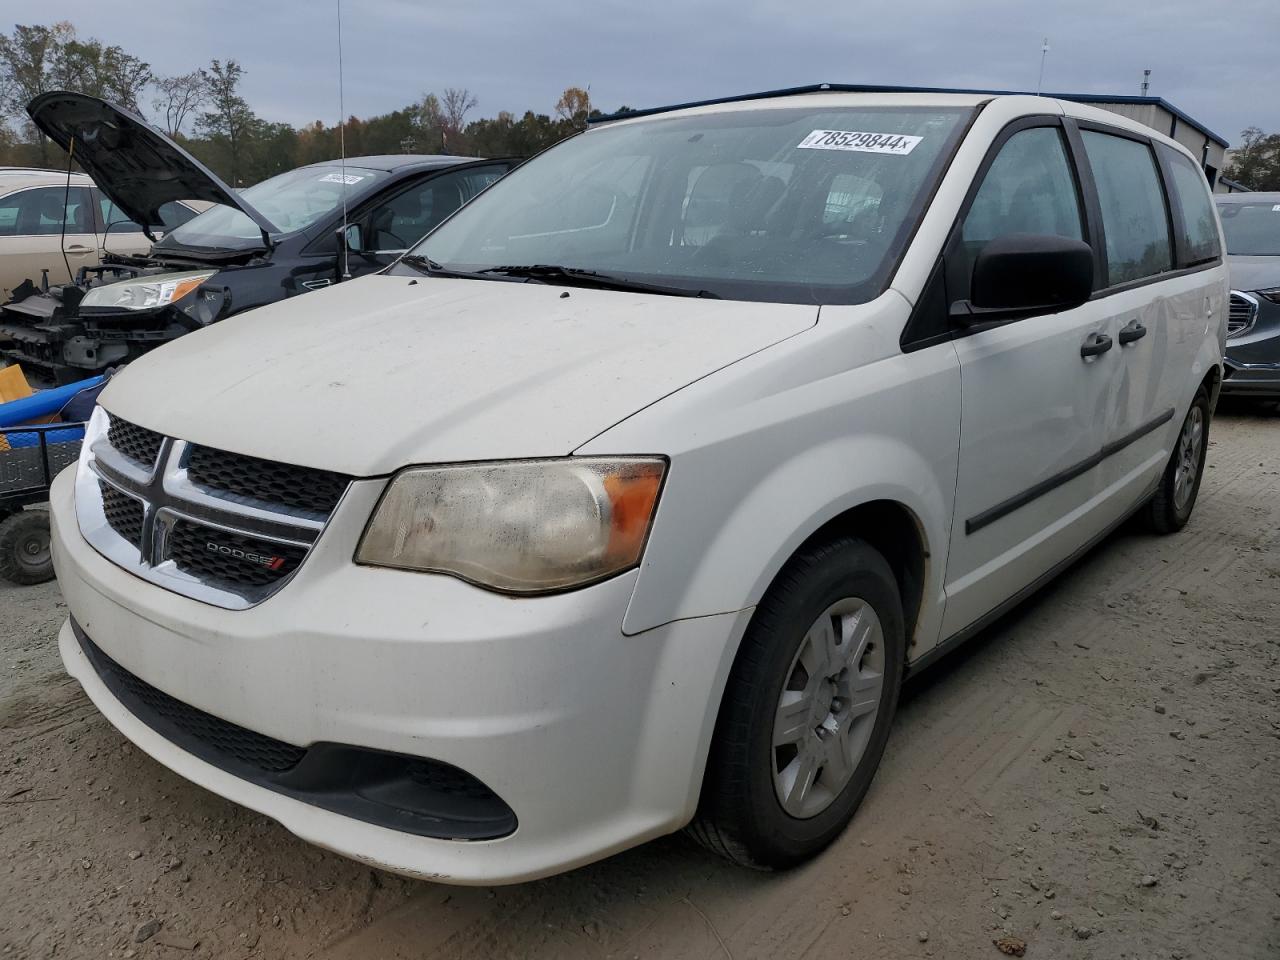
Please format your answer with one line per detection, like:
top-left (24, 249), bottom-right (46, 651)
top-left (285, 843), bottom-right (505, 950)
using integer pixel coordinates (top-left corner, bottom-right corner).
top-left (1257, 287), bottom-right (1280, 305)
top-left (80, 270), bottom-right (216, 312)
top-left (356, 458), bottom-right (666, 593)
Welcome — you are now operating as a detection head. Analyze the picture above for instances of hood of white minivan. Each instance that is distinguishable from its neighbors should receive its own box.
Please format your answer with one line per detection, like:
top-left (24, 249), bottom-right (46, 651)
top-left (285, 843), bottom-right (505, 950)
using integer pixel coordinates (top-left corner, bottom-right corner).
top-left (100, 275), bottom-right (816, 475)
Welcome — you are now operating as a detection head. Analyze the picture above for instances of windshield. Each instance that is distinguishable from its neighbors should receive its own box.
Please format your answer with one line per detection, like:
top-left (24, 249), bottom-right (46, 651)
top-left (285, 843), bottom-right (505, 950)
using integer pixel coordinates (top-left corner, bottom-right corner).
top-left (1217, 201), bottom-right (1280, 256)
top-left (409, 105), bottom-right (973, 303)
top-left (159, 165), bottom-right (389, 250)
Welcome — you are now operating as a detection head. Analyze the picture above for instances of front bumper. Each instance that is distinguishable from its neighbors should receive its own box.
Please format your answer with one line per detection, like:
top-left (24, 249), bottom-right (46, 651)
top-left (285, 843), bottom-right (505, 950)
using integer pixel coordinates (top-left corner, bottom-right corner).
top-left (1221, 358), bottom-right (1280, 397)
top-left (50, 467), bottom-right (749, 884)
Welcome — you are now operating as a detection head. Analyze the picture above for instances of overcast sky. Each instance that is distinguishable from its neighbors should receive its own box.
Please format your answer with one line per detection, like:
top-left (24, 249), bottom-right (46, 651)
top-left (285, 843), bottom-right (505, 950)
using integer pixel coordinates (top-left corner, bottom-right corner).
top-left (34, 0), bottom-right (1280, 147)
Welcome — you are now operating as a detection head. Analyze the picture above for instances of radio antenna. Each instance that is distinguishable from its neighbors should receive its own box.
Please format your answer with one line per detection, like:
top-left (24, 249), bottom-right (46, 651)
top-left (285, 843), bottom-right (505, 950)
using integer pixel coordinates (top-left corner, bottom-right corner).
top-left (337, 0), bottom-right (351, 280)
top-left (1036, 37), bottom-right (1050, 95)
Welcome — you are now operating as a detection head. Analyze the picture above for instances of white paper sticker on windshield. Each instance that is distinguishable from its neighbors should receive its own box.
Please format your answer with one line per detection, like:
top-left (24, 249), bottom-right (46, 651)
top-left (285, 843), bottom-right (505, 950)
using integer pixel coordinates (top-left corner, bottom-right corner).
top-left (797, 130), bottom-right (922, 155)
top-left (1273, 204), bottom-right (1280, 211)
top-left (318, 172), bottom-right (366, 185)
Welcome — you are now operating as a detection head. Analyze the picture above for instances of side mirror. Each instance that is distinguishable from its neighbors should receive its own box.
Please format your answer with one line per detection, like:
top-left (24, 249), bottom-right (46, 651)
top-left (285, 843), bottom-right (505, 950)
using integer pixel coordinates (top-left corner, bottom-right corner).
top-left (952, 233), bottom-right (1094, 324)
top-left (340, 223), bottom-right (363, 254)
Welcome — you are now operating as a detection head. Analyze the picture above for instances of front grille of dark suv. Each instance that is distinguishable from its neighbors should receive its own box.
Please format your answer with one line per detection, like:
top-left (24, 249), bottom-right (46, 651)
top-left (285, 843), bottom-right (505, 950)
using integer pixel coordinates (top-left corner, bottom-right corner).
top-left (74, 621), bottom-right (517, 840)
top-left (80, 413), bottom-right (353, 607)
top-left (1228, 292), bottom-right (1258, 337)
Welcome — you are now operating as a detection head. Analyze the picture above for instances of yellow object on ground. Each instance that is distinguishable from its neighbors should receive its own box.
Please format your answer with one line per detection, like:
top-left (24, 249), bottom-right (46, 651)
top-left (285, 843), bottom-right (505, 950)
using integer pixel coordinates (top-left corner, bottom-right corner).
top-left (0, 365), bottom-right (35, 451)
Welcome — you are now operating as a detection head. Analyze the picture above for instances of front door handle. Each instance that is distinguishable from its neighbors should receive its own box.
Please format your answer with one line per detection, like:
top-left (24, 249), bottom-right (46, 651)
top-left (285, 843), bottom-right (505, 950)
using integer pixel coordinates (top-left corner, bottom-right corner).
top-left (1080, 332), bottom-right (1113, 358)
top-left (1118, 321), bottom-right (1147, 345)
top-left (64, 244), bottom-right (93, 254)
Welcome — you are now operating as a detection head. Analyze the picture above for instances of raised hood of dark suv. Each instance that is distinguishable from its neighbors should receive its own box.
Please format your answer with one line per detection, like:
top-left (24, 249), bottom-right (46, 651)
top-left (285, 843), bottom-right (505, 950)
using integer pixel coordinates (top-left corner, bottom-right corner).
top-left (27, 91), bottom-right (277, 238)
top-left (99, 275), bottom-right (818, 475)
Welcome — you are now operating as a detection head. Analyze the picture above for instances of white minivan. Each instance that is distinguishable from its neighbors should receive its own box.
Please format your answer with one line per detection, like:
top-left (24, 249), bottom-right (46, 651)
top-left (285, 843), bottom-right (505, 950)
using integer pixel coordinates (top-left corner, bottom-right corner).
top-left (50, 88), bottom-right (1227, 884)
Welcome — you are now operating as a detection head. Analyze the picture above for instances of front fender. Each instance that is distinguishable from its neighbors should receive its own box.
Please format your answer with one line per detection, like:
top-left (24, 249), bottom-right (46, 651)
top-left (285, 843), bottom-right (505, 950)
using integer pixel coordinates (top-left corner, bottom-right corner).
top-left (580, 298), bottom-right (961, 653)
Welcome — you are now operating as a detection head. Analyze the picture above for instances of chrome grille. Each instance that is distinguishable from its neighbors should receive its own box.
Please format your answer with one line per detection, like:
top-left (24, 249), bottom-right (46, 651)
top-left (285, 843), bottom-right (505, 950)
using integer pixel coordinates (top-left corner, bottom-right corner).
top-left (99, 481), bottom-right (145, 548)
top-left (186, 445), bottom-right (349, 516)
top-left (75, 408), bottom-right (351, 609)
top-left (1228, 291), bottom-right (1258, 338)
top-left (106, 415), bottom-right (164, 469)
top-left (167, 519), bottom-right (308, 589)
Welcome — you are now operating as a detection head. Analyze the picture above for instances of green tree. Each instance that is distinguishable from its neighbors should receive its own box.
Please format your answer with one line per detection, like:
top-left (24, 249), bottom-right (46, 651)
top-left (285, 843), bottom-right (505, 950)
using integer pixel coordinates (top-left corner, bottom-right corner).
top-left (197, 59), bottom-right (256, 185)
top-left (50, 37), bottom-right (152, 113)
top-left (1225, 127), bottom-right (1280, 191)
top-left (0, 21), bottom-right (75, 163)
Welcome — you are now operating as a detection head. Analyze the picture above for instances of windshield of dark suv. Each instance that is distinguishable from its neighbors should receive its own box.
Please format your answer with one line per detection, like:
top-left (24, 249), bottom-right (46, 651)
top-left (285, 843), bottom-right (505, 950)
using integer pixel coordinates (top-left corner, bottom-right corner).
top-left (157, 165), bottom-right (389, 251)
top-left (1217, 201), bottom-right (1280, 256)
top-left (407, 105), bottom-right (973, 303)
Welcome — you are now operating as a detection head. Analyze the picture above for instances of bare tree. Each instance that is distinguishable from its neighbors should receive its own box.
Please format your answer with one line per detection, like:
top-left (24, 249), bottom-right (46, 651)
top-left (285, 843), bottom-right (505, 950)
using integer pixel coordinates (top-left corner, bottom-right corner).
top-left (440, 87), bottom-right (477, 136)
top-left (153, 71), bottom-right (207, 136)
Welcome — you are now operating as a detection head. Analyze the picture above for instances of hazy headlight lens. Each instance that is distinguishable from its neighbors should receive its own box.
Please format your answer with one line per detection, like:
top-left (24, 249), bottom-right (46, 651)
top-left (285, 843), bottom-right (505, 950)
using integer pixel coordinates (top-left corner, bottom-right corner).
top-left (356, 458), bottom-right (666, 593)
top-left (80, 270), bottom-right (215, 312)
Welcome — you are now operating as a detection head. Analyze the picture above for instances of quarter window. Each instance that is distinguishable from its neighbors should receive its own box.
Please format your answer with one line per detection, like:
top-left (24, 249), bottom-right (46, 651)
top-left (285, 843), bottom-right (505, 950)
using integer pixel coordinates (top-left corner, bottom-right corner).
top-left (1161, 148), bottom-right (1221, 265)
top-left (956, 126), bottom-right (1084, 293)
top-left (1081, 131), bottom-right (1173, 285)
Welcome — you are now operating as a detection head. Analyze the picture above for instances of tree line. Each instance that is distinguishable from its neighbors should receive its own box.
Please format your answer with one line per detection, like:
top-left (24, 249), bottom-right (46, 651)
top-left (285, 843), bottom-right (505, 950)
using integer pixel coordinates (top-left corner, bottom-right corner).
top-left (0, 22), bottom-right (612, 186)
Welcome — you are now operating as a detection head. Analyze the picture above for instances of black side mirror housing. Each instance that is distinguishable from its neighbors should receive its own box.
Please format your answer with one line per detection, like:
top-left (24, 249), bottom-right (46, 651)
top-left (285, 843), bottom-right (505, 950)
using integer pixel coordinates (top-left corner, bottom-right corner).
top-left (952, 233), bottom-right (1094, 325)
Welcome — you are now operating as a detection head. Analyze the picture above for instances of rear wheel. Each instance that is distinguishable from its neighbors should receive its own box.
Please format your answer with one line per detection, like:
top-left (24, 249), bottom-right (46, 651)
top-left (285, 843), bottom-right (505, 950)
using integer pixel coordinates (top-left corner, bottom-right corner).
top-left (0, 510), bottom-right (54, 586)
top-left (689, 536), bottom-right (905, 869)
top-left (1144, 386), bottom-right (1210, 534)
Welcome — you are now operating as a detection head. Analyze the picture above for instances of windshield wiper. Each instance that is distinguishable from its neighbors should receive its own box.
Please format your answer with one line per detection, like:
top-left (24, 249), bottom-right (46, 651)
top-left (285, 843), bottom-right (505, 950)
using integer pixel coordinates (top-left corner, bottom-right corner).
top-left (477, 264), bottom-right (719, 298)
top-left (398, 254), bottom-right (482, 279)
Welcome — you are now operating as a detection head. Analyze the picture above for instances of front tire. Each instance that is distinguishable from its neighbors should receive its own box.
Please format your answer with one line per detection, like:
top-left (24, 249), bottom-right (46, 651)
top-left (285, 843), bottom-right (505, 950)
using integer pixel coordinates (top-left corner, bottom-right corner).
top-left (689, 536), bottom-right (905, 869)
top-left (1144, 386), bottom-right (1210, 534)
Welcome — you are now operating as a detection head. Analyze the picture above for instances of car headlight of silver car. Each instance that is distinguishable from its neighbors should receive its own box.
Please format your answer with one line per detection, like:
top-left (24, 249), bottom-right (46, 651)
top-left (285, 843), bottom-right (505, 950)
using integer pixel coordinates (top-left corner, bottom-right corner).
top-left (79, 270), bottom-right (216, 312)
top-left (1257, 287), bottom-right (1280, 305)
top-left (356, 458), bottom-right (667, 593)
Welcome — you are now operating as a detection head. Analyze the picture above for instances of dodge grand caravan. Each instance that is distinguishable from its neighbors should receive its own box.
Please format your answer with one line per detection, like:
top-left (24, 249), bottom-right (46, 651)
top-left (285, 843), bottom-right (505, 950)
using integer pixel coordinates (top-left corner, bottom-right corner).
top-left (50, 87), bottom-right (1227, 884)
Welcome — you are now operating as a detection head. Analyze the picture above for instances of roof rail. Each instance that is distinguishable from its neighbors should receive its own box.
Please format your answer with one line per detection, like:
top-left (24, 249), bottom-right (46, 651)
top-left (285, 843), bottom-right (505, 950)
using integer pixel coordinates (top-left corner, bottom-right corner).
top-left (589, 81), bottom-right (1230, 148)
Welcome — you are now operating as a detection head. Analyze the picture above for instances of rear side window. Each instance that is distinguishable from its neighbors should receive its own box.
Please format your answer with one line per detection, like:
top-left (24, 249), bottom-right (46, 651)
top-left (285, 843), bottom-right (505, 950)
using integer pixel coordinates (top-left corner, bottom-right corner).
top-left (1080, 132), bottom-right (1173, 285)
top-left (1161, 149), bottom-right (1221, 264)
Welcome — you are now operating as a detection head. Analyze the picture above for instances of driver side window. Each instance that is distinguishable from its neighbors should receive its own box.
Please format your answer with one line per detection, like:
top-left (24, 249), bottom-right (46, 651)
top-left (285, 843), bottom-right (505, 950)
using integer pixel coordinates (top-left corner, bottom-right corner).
top-left (954, 126), bottom-right (1084, 297)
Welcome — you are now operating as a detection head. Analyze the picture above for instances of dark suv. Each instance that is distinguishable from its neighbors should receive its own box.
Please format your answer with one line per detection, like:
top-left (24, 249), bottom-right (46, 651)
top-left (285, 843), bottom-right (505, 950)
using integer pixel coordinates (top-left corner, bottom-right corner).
top-left (0, 92), bottom-right (514, 384)
top-left (1216, 191), bottom-right (1280, 400)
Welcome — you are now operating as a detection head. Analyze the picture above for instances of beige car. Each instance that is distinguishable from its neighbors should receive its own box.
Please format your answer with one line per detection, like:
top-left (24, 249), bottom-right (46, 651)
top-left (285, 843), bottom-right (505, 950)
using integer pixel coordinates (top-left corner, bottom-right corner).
top-left (0, 167), bottom-right (207, 300)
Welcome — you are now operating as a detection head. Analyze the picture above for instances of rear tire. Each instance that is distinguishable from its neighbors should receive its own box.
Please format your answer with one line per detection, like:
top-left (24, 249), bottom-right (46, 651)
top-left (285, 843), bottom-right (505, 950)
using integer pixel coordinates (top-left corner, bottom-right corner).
top-left (1144, 386), bottom-right (1210, 534)
top-left (689, 536), bottom-right (905, 869)
top-left (0, 510), bottom-right (54, 586)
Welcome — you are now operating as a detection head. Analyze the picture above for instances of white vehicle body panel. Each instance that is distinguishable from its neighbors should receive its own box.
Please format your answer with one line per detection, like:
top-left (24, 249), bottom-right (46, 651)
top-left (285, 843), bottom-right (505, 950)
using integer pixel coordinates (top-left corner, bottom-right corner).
top-left (100, 276), bottom-right (817, 475)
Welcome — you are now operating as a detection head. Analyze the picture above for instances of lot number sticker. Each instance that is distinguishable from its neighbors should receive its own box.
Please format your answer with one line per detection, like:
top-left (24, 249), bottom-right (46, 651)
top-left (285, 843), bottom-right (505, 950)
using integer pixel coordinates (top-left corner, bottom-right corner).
top-left (798, 130), bottom-right (922, 155)
top-left (318, 172), bottom-right (366, 185)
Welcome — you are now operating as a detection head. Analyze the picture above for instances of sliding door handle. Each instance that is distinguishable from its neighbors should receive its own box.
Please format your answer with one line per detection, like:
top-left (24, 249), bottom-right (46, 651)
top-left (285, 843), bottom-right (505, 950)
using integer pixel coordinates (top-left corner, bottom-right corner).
top-left (1080, 332), bottom-right (1113, 358)
top-left (1118, 321), bottom-right (1147, 345)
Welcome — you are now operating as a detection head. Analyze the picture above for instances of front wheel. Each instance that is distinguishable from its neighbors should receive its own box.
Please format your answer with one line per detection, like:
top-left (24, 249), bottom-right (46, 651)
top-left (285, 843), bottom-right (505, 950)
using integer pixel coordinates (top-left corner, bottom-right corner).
top-left (1144, 385), bottom-right (1210, 534)
top-left (689, 536), bottom-right (905, 869)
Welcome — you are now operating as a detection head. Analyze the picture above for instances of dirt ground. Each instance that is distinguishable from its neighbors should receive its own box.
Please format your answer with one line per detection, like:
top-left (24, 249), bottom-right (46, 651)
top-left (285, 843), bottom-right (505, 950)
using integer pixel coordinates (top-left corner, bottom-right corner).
top-left (2, 405), bottom-right (1278, 960)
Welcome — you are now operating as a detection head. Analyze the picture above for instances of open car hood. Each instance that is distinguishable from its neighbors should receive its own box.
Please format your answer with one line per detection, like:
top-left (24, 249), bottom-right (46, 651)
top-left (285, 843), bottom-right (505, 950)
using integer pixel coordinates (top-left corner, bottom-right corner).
top-left (26, 91), bottom-right (278, 239)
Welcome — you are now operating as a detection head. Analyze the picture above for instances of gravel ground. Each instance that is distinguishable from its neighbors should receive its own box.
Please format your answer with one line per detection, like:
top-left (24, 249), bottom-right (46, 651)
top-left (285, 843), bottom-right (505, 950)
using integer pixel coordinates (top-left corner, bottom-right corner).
top-left (2, 405), bottom-right (1278, 959)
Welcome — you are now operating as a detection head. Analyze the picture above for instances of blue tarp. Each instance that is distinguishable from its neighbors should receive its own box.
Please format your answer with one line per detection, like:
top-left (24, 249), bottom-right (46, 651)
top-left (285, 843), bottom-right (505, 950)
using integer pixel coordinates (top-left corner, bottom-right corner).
top-left (0, 375), bottom-right (104, 428)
